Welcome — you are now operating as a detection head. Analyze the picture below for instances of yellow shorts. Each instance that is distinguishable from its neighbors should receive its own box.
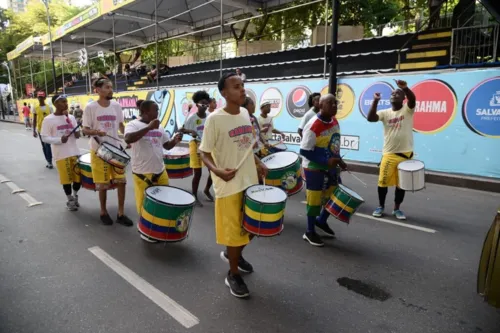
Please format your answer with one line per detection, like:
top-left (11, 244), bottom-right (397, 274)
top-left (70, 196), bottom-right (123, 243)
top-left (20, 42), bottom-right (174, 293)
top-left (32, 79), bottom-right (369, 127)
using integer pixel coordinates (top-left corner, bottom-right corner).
top-left (378, 152), bottom-right (412, 187)
top-left (189, 140), bottom-right (204, 169)
top-left (90, 150), bottom-right (127, 190)
top-left (133, 170), bottom-right (169, 214)
top-left (215, 191), bottom-right (250, 247)
top-left (56, 156), bottom-right (81, 185)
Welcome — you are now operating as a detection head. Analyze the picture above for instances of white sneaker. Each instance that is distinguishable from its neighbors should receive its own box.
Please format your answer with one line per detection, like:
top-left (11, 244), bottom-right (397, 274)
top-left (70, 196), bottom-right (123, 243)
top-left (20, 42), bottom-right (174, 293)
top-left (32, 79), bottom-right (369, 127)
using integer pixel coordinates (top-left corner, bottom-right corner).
top-left (66, 199), bottom-right (78, 211)
top-left (74, 194), bottom-right (80, 207)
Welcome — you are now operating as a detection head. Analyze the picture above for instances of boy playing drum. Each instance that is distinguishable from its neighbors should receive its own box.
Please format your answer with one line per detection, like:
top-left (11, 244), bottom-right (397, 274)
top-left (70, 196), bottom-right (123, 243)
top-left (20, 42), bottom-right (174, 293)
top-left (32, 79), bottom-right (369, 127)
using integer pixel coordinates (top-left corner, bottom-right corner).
top-left (200, 73), bottom-right (268, 298)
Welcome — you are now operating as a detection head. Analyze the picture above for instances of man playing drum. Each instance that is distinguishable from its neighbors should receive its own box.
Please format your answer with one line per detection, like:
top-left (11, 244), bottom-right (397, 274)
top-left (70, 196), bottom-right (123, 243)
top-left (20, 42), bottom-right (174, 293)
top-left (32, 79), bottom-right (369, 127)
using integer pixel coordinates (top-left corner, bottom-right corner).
top-left (181, 90), bottom-right (214, 206)
top-left (82, 78), bottom-right (134, 227)
top-left (242, 96), bottom-right (269, 159)
top-left (300, 94), bottom-right (347, 247)
top-left (200, 73), bottom-right (268, 298)
top-left (367, 79), bottom-right (416, 220)
top-left (40, 94), bottom-right (82, 211)
top-left (124, 100), bottom-right (182, 240)
top-left (258, 101), bottom-right (285, 145)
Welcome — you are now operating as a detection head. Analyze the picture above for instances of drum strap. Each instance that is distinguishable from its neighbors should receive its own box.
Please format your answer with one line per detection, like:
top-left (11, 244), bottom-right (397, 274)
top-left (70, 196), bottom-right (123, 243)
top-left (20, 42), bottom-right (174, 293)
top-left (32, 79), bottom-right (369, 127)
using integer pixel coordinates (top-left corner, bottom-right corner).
top-left (377, 152), bottom-right (414, 167)
top-left (133, 172), bottom-right (162, 187)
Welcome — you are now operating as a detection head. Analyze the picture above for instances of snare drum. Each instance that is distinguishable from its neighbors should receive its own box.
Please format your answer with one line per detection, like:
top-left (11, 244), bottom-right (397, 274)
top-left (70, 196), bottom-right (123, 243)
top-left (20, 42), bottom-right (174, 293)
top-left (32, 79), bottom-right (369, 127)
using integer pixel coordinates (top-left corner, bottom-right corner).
top-left (325, 184), bottom-right (364, 224)
top-left (77, 153), bottom-right (116, 191)
top-left (138, 186), bottom-right (196, 242)
top-left (163, 147), bottom-right (193, 179)
top-left (398, 160), bottom-right (425, 192)
top-left (262, 152), bottom-right (303, 196)
top-left (96, 142), bottom-right (130, 169)
top-left (268, 140), bottom-right (287, 153)
top-left (243, 185), bottom-right (287, 237)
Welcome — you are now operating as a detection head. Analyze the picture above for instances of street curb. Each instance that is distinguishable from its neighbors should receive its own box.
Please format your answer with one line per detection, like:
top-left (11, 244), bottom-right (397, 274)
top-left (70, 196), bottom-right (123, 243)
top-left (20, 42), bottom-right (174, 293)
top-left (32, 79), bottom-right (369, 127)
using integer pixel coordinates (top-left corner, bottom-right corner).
top-left (2, 121), bottom-right (498, 193)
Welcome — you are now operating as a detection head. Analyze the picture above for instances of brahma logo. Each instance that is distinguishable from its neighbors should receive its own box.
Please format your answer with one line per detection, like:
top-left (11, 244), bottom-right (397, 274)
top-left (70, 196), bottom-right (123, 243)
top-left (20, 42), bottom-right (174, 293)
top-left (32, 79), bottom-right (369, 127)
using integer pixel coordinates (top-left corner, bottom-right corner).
top-left (260, 87), bottom-right (283, 117)
top-left (359, 81), bottom-right (394, 118)
top-left (286, 86), bottom-right (311, 119)
top-left (462, 77), bottom-right (500, 138)
top-left (410, 79), bottom-right (457, 134)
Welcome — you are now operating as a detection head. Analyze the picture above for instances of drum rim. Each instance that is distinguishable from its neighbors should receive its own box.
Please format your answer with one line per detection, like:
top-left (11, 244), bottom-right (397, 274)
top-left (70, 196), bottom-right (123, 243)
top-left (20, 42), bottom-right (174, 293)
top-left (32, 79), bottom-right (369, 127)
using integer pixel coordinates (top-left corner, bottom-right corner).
top-left (261, 152), bottom-right (300, 171)
top-left (164, 154), bottom-right (190, 159)
top-left (101, 141), bottom-right (131, 159)
top-left (338, 184), bottom-right (365, 202)
top-left (245, 184), bottom-right (288, 204)
top-left (145, 185), bottom-right (196, 207)
top-left (397, 159), bottom-right (425, 170)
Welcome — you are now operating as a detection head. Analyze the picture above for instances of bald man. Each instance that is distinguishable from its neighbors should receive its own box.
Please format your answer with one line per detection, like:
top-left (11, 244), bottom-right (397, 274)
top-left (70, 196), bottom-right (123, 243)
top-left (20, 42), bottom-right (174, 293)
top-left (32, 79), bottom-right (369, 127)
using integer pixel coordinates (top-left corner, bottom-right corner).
top-left (299, 94), bottom-right (347, 247)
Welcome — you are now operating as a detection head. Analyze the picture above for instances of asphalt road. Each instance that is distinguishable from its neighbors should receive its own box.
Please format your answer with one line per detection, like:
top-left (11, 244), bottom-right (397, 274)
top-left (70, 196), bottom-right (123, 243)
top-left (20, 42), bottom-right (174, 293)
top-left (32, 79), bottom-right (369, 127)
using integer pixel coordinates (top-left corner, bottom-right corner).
top-left (0, 122), bottom-right (499, 333)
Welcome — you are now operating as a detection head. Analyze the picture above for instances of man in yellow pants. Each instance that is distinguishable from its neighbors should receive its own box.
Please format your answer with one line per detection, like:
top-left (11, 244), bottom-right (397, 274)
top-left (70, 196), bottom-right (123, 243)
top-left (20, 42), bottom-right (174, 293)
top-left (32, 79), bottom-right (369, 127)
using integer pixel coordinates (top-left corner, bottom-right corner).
top-left (124, 100), bottom-right (182, 242)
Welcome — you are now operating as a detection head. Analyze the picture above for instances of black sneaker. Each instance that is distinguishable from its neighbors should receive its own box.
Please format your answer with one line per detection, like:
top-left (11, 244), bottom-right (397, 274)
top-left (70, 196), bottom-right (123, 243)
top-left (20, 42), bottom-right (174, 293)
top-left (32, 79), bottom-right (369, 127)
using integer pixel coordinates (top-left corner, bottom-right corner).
top-left (315, 220), bottom-right (335, 237)
top-left (225, 272), bottom-right (250, 298)
top-left (116, 214), bottom-right (134, 227)
top-left (100, 214), bottom-right (113, 226)
top-left (220, 251), bottom-right (254, 273)
top-left (302, 231), bottom-right (324, 247)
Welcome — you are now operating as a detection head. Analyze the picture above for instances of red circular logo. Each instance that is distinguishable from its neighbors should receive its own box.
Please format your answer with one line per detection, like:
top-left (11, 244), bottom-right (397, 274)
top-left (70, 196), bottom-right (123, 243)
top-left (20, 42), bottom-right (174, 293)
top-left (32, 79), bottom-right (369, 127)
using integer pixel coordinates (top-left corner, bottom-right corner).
top-left (410, 79), bottom-right (457, 133)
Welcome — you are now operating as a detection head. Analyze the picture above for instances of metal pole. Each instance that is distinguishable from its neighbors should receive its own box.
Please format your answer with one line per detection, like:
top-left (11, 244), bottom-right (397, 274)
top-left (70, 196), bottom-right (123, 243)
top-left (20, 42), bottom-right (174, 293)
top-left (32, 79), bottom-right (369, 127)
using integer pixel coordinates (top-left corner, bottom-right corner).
top-left (328, 0), bottom-right (340, 94)
top-left (43, 48), bottom-right (48, 93)
top-left (45, 0), bottom-right (57, 93)
top-left (61, 39), bottom-right (65, 94)
top-left (220, 0), bottom-right (223, 76)
top-left (3, 62), bottom-right (16, 112)
top-left (323, 0), bottom-right (328, 79)
top-left (29, 58), bottom-right (34, 97)
top-left (112, 15), bottom-right (118, 89)
top-left (155, 0), bottom-right (159, 89)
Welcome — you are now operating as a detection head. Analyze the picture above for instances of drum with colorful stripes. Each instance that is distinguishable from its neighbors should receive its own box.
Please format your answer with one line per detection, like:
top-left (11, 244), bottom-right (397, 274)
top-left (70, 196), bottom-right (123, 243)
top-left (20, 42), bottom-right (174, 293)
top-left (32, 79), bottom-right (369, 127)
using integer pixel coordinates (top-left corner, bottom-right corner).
top-left (163, 147), bottom-right (193, 179)
top-left (325, 184), bottom-right (364, 224)
top-left (262, 151), bottom-right (303, 196)
top-left (243, 185), bottom-right (287, 237)
top-left (138, 186), bottom-right (196, 242)
top-left (77, 153), bottom-right (116, 191)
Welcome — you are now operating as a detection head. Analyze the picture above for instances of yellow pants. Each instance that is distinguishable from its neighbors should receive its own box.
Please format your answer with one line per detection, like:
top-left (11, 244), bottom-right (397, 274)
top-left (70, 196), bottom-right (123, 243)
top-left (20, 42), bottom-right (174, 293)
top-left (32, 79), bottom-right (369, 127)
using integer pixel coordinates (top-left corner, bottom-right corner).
top-left (215, 191), bottom-right (250, 247)
top-left (132, 170), bottom-right (169, 214)
top-left (56, 156), bottom-right (81, 185)
top-left (189, 140), bottom-right (204, 169)
top-left (378, 152), bottom-right (412, 187)
top-left (90, 150), bottom-right (127, 190)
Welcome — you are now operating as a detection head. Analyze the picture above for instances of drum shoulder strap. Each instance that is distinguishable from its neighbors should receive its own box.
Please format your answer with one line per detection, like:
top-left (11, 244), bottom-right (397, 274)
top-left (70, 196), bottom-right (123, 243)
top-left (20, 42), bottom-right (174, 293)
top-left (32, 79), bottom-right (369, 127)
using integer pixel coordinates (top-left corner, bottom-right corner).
top-left (378, 152), bottom-right (414, 167)
top-left (133, 172), bottom-right (163, 187)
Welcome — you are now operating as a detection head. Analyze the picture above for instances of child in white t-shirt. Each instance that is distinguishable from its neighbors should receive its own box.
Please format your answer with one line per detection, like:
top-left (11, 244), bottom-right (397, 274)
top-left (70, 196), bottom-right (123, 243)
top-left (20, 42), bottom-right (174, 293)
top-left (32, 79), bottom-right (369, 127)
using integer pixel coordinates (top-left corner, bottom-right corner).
top-left (40, 94), bottom-right (81, 211)
top-left (258, 101), bottom-right (285, 148)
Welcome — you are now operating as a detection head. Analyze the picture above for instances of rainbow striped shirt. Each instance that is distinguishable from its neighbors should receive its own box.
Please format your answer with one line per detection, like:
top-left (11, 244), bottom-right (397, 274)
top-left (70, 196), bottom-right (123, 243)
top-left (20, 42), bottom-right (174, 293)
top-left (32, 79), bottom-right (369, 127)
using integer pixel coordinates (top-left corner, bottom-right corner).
top-left (299, 114), bottom-right (341, 171)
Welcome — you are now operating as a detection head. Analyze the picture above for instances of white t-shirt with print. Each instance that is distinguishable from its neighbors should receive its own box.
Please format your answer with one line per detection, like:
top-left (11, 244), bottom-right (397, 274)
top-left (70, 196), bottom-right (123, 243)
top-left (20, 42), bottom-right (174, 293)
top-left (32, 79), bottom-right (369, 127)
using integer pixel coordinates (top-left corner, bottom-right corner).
top-left (184, 112), bottom-right (207, 142)
top-left (298, 107), bottom-right (317, 130)
top-left (258, 115), bottom-right (274, 140)
top-left (40, 114), bottom-right (80, 161)
top-left (82, 101), bottom-right (124, 151)
top-left (199, 108), bottom-right (258, 199)
top-left (124, 120), bottom-right (170, 174)
top-left (378, 104), bottom-right (415, 154)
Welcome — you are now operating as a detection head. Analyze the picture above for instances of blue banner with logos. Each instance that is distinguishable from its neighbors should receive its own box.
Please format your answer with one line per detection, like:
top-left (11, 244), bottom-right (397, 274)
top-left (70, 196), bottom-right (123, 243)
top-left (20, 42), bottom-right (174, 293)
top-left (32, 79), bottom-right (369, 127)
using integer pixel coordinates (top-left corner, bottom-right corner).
top-left (153, 69), bottom-right (500, 179)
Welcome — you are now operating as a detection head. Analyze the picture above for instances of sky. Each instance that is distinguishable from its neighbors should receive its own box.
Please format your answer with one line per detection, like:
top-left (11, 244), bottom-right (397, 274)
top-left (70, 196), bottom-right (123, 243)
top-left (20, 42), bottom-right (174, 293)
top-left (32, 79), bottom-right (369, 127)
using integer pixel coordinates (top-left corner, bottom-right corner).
top-left (0, 0), bottom-right (93, 10)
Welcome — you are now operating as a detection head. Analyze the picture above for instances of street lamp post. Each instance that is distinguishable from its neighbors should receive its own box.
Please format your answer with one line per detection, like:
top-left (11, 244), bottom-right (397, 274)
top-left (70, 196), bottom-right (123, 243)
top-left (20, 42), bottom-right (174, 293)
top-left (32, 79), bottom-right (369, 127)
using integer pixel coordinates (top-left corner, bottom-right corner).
top-left (2, 61), bottom-right (17, 114)
top-left (42, 0), bottom-right (57, 93)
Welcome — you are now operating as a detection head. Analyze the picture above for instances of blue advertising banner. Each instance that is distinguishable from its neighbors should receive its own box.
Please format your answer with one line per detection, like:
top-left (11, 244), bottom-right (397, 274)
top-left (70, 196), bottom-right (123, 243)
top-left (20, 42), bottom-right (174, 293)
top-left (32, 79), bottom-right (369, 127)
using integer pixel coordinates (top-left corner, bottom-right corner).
top-left (151, 69), bottom-right (500, 179)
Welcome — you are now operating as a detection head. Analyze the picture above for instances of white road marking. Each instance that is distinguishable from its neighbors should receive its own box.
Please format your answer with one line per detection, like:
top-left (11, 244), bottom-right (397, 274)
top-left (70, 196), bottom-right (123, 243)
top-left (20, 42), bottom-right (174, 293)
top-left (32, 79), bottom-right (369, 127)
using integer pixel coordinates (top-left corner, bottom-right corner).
top-left (299, 201), bottom-right (436, 233)
top-left (354, 213), bottom-right (437, 234)
top-left (18, 192), bottom-right (43, 207)
top-left (4, 181), bottom-right (26, 194)
top-left (0, 174), bottom-right (10, 183)
top-left (88, 246), bottom-right (199, 329)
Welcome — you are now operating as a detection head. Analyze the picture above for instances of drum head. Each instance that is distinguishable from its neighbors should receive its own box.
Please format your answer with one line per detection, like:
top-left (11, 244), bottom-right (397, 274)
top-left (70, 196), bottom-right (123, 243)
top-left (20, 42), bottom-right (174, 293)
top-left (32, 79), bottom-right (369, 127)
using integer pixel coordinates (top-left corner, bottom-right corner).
top-left (268, 140), bottom-right (286, 149)
top-left (246, 185), bottom-right (287, 204)
top-left (102, 142), bottom-right (129, 158)
top-left (145, 186), bottom-right (195, 206)
top-left (261, 152), bottom-right (298, 169)
top-left (164, 146), bottom-right (189, 157)
top-left (79, 153), bottom-right (91, 164)
top-left (398, 160), bottom-right (425, 171)
top-left (339, 184), bottom-right (364, 201)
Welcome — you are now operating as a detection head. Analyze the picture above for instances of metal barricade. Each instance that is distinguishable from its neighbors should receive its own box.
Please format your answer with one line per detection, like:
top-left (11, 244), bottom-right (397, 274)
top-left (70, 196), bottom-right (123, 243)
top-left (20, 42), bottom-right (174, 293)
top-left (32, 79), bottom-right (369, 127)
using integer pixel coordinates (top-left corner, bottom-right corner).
top-left (450, 24), bottom-right (499, 65)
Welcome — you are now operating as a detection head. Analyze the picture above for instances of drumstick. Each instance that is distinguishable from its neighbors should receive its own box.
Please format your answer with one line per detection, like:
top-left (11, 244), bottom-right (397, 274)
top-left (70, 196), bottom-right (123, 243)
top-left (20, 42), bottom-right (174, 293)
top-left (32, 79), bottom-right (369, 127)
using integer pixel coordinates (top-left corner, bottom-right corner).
top-left (347, 170), bottom-right (367, 186)
top-left (235, 138), bottom-right (257, 171)
top-left (68, 122), bottom-right (82, 136)
top-left (269, 140), bottom-right (284, 148)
